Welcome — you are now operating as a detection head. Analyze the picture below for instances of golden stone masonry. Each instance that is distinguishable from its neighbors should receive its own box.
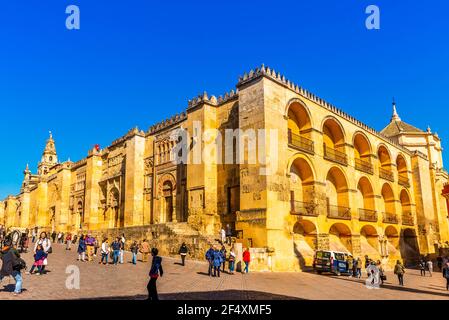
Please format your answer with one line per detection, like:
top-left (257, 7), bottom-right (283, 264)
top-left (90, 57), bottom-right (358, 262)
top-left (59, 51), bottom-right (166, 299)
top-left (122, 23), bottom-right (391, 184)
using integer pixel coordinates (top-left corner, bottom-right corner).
top-left (1, 65), bottom-right (448, 271)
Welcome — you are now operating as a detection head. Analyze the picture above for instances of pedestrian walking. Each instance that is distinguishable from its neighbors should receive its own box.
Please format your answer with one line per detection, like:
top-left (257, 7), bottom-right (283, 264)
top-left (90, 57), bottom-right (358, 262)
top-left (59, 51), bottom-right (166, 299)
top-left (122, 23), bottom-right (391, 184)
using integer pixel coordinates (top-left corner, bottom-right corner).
top-left (72, 234), bottom-right (78, 245)
top-left (0, 237), bottom-right (26, 296)
top-left (178, 242), bottom-right (189, 266)
top-left (213, 247), bottom-right (223, 277)
top-left (34, 232), bottom-right (51, 274)
top-left (443, 263), bottom-right (449, 290)
top-left (437, 256), bottom-right (443, 271)
top-left (100, 238), bottom-right (110, 265)
top-left (147, 248), bottom-right (163, 301)
top-left (243, 248), bottom-right (251, 274)
top-left (130, 241), bottom-right (139, 265)
top-left (427, 260), bottom-right (433, 277)
top-left (85, 233), bottom-right (95, 261)
top-left (364, 255), bottom-right (371, 277)
top-left (120, 234), bottom-right (126, 264)
top-left (419, 259), bottom-right (426, 276)
top-left (220, 228), bottom-right (226, 245)
top-left (65, 233), bottom-right (72, 250)
top-left (94, 238), bottom-right (99, 257)
top-left (394, 260), bottom-right (405, 286)
top-left (111, 237), bottom-right (121, 265)
top-left (356, 257), bottom-right (362, 278)
top-left (346, 255), bottom-right (353, 276)
top-left (51, 231), bottom-right (56, 243)
top-left (31, 227), bottom-right (37, 243)
top-left (220, 245), bottom-right (227, 272)
top-left (140, 239), bottom-right (150, 262)
top-left (205, 245), bottom-right (215, 276)
top-left (228, 247), bottom-right (236, 275)
top-left (377, 260), bottom-right (386, 285)
top-left (225, 224), bottom-right (232, 245)
top-left (77, 235), bottom-right (86, 262)
top-left (27, 244), bottom-right (46, 275)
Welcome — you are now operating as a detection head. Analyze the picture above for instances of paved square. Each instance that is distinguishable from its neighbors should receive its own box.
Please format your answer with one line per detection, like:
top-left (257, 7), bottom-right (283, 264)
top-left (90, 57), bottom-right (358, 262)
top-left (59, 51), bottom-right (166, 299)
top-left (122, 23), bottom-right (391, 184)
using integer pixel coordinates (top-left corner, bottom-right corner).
top-left (1, 244), bottom-right (448, 300)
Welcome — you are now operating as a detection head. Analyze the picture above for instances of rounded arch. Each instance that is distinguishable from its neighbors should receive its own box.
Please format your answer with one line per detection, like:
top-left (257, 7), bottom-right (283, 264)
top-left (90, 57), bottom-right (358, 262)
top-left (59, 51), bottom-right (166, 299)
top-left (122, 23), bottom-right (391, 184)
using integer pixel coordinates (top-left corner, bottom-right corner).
top-left (329, 223), bottom-right (352, 253)
top-left (322, 116), bottom-right (346, 149)
top-left (289, 156), bottom-right (316, 209)
top-left (353, 131), bottom-right (372, 159)
top-left (385, 225), bottom-right (399, 238)
top-left (293, 220), bottom-right (318, 270)
top-left (399, 189), bottom-right (411, 206)
top-left (377, 144), bottom-right (393, 167)
top-left (285, 98), bottom-right (313, 129)
top-left (286, 153), bottom-right (317, 179)
top-left (356, 176), bottom-right (375, 211)
top-left (361, 224), bottom-right (378, 237)
top-left (293, 220), bottom-right (317, 235)
top-left (396, 154), bottom-right (408, 172)
top-left (325, 167), bottom-right (350, 211)
top-left (381, 183), bottom-right (396, 214)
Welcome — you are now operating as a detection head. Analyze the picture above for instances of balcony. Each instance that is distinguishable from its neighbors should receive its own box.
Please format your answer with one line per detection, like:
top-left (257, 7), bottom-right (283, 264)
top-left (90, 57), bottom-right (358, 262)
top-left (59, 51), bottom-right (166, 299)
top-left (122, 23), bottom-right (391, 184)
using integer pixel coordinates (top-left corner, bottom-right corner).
top-left (398, 175), bottom-right (410, 188)
top-left (323, 144), bottom-right (348, 166)
top-left (379, 167), bottom-right (394, 182)
top-left (327, 205), bottom-right (351, 220)
top-left (290, 200), bottom-right (318, 217)
top-left (288, 130), bottom-right (314, 155)
top-left (358, 208), bottom-right (378, 222)
top-left (402, 212), bottom-right (414, 226)
top-left (355, 158), bottom-right (374, 175)
top-left (382, 212), bottom-right (398, 224)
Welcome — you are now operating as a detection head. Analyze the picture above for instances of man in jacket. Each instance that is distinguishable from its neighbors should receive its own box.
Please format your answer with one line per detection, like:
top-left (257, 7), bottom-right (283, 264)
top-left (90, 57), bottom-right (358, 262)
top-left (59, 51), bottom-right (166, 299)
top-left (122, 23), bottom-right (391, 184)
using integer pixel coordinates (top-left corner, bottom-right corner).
top-left (178, 243), bottom-right (189, 266)
top-left (147, 248), bottom-right (163, 301)
top-left (0, 238), bottom-right (23, 295)
top-left (85, 233), bottom-right (95, 262)
top-left (140, 239), bottom-right (150, 263)
top-left (394, 260), bottom-right (406, 286)
top-left (205, 245), bottom-right (215, 277)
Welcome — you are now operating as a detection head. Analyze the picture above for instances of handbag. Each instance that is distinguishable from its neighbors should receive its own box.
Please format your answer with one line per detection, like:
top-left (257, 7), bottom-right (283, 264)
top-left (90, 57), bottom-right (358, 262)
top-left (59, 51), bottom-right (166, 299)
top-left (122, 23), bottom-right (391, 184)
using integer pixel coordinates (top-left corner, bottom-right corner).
top-left (43, 258), bottom-right (48, 266)
top-left (47, 247), bottom-right (53, 254)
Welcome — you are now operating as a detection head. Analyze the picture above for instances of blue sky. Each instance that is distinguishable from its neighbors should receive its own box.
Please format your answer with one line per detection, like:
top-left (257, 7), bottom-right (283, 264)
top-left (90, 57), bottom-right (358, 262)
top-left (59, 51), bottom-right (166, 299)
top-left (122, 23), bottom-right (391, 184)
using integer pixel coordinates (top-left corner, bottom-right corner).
top-left (0, 0), bottom-right (448, 198)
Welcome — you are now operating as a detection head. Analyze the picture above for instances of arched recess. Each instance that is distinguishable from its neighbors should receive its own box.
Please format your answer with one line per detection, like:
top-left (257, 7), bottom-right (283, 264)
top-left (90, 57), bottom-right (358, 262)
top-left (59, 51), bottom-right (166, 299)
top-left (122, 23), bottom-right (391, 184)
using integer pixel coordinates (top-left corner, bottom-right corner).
top-left (396, 154), bottom-right (410, 187)
top-left (400, 189), bottom-right (413, 225)
top-left (360, 225), bottom-right (380, 258)
top-left (381, 183), bottom-right (397, 223)
top-left (293, 220), bottom-right (317, 269)
top-left (287, 99), bottom-right (314, 153)
top-left (329, 223), bottom-right (352, 253)
top-left (385, 226), bottom-right (400, 258)
top-left (400, 228), bottom-right (420, 266)
top-left (353, 132), bottom-right (373, 174)
top-left (75, 201), bottom-right (84, 230)
top-left (109, 187), bottom-right (121, 228)
top-left (325, 167), bottom-right (350, 219)
top-left (289, 156), bottom-right (316, 215)
top-left (378, 145), bottom-right (394, 181)
top-left (162, 180), bottom-right (174, 223)
top-left (322, 117), bottom-right (345, 150)
top-left (356, 177), bottom-right (376, 221)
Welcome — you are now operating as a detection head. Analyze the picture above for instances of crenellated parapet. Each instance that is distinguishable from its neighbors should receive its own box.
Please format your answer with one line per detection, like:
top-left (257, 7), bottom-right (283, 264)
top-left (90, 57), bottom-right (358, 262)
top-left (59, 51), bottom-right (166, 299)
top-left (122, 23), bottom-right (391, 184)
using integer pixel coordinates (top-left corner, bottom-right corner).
top-left (237, 64), bottom-right (413, 156)
top-left (148, 111), bottom-right (187, 135)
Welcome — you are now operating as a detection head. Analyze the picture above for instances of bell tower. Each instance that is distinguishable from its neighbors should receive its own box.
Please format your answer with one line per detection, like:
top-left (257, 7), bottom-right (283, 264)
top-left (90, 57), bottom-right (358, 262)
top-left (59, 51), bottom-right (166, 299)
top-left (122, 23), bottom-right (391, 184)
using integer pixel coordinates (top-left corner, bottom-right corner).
top-left (38, 131), bottom-right (58, 175)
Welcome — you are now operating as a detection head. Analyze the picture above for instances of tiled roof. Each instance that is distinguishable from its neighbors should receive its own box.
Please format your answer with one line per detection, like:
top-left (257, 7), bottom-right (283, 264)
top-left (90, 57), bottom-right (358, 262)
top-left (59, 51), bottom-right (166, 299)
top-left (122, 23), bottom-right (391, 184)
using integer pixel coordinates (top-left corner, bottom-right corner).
top-left (380, 120), bottom-right (424, 137)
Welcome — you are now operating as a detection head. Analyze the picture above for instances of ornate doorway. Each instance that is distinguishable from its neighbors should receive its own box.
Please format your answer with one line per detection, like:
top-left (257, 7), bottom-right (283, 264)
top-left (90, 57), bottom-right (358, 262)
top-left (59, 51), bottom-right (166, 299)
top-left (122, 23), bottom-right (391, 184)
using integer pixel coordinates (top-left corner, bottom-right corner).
top-left (163, 181), bottom-right (173, 223)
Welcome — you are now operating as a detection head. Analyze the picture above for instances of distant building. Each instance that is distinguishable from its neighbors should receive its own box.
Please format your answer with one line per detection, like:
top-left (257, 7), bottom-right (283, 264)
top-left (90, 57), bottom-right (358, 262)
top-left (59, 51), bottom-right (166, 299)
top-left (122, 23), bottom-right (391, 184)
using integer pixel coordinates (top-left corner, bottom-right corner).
top-left (1, 65), bottom-right (448, 271)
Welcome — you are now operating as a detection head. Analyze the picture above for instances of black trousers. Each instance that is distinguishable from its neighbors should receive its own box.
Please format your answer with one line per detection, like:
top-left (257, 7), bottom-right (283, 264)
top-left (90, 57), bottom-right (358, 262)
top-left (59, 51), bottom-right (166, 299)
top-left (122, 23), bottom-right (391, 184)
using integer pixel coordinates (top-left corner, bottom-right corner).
top-left (420, 269), bottom-right (426, 276)
top-left (147, 278), bottom-right (159, 301)
top-left (214, 266), bottom-right (221, 277)
top-left (446, 278), bottom-right (449, 290)
top-left (397, 274), bottom-right (404, 286)
top-left (181, 255), bottom-right (186, 266)
top-left (208, 262), bottom-right (213, 276)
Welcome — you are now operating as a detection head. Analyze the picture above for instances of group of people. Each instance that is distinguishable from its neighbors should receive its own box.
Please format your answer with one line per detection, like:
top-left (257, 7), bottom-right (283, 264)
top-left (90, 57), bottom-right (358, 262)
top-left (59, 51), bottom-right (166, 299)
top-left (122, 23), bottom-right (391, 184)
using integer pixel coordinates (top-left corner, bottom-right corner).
top-left (346, 255), bottom-right (386, 283)
top-left (203, 245), bottom-right (250, 277)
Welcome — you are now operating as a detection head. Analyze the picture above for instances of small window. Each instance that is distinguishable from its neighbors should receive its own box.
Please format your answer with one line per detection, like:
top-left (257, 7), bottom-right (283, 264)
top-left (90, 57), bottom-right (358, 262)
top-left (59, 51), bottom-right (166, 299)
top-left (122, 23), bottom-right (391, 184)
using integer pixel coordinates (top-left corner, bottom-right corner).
top-left (49, 156), bottom-right (53, 162)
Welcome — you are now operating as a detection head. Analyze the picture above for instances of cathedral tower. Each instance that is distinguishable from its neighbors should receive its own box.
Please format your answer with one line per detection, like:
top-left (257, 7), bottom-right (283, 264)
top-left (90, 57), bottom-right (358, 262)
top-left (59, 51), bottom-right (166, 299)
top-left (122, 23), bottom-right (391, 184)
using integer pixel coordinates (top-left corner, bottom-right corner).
top-left (38, 131), bottom-right (58, 175)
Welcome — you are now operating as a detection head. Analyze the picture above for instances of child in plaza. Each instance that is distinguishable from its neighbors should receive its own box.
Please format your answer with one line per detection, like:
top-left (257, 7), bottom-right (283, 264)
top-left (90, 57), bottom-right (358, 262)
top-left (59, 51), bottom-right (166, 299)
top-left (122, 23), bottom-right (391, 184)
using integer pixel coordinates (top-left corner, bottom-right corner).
top-left (28, 244), bottom-right (46, 275)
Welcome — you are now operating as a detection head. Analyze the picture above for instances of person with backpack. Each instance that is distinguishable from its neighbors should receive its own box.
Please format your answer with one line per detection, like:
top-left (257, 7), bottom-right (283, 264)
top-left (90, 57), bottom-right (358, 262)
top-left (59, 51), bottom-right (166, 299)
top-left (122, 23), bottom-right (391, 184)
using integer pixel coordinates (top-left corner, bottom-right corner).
top-left (77, 235), bottom-right (87, 262)
top-left (178, 243), bottom-right (189, 266)
top-left (212, 247), bottom-right (223, 277)
top-left (443, 263), bottom-right (449, 290)
top-left (111, 237), bottom-right (121, 265)
top-left (34, 232), bottom-right (52, 274)
top-left (0, 237), bottom-right (26, 295)
top-left (147, 248), bottom-right (164, 301)
top-left (205, 245), bottom-right (215, 277)
top-left (394, 260), bottom-right (406, 286)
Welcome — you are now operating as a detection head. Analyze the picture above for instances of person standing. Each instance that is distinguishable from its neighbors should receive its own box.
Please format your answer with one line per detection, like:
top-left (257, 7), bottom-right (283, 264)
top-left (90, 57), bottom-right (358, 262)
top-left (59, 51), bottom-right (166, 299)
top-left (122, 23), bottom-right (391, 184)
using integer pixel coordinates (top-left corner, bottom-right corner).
top-left (27, 244), bottom-right (46, 275)
top-left (130, 241), bottom-right (139, 265)
top-left (346, 255), bottom-right (353, 277)
top-left (85, 233), bottom-right (95, 262)
top-left (220, 245), bottom-right (227, 272)
top-left (178, 243), bottom-right (189, 266)
top-left (220, 228), bottom-right (226, 245)
top-left (419, 259), bottom-right (426, 277)
top-left (213, 247), bottom-right (223, 277)
top-left (225, 224), bottom-right (232, 245)
top-left (147, 248), bottom-right (164, 301)
top-left (34, 232), bottom-right (51, 274)
top-left (356, 257), bottom-right (363, 279)
top-left (443, 263), bottom-right (449, 290)
top-left (0, 238), bottom-right (25, 296)
top-left (77, 235), bottom-right (86, 262)
top-left (100, 238), bottom-right (110, 265)
top-left (31, 227), bottom-right (37, 243)
top-left (377, 260), bottom-right (385, 285)
top-left (205, 245), bottom-right (215, 277)
top-left (140, 239), bottom-right (150, 263)
top-left (120, 234), bottom-right (126, 264)
top-left (228, 247), bottom-right (236, 275)
top-left (437, 256), bottom-right (443, 271)
top-left (65, 233), bottom-right (72, 251)
top-left (51, 231), bottom-right (56, 243)
top-left (243, 248), bottom-right (251, 274)
top-left (394, 260), bottom-right (405, 286)
top-left (427, 259), bottom-right (433, 277)
top-left (111, 237), bottom-right (121, 265)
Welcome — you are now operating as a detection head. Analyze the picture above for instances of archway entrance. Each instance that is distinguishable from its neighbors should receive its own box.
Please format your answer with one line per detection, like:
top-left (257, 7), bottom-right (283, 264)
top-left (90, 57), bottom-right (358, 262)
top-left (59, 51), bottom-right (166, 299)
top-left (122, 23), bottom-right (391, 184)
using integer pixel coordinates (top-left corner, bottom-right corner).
top-left (385, 226), bottom-right (400, 260)
top-left (329, 223), bottom-right (352, 253)
top-left (400, 228), bottom-right (420, 266)
top-left (162, 181), bottom-right (174, 223)
top-left (360, 225), bottom-right (380, 260)
top-left (293, 220), bottom-right (317, 269)
top-left (76, 202), bottom-right (83, 230)
top-left (289, 157), bottom-right (315, 216)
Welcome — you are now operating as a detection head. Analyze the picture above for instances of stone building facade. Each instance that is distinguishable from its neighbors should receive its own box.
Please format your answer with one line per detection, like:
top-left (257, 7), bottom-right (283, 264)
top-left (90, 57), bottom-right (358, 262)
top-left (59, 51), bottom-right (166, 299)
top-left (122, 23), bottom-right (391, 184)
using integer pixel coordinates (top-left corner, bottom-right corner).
top-left (1, 65), bottom-right (448, 271)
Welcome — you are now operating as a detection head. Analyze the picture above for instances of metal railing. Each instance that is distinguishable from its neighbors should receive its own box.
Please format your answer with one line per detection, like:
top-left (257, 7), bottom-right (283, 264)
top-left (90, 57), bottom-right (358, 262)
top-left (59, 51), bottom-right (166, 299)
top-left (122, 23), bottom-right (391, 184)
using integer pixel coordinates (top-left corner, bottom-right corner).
top-left (401, 212), bottom-right (414, 226)
top-left (323, 144), bottom-right (348, 166)
top-left (382, 212), bottom-right (398, 224)
top-left (358, 208), bottom-right (378, 222)
top-left (290, 201), bottom-right (318, 217)
top-left (355, 158), bottom-right (374, 175)
top-left (288, 130), bottom-right (314, 154)
top-left (327, 205), bottom-right (351, 220)
top-left (379, 167), bottom-right (395, 182)
top-left (398, 175), bottom-right (410, 188)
